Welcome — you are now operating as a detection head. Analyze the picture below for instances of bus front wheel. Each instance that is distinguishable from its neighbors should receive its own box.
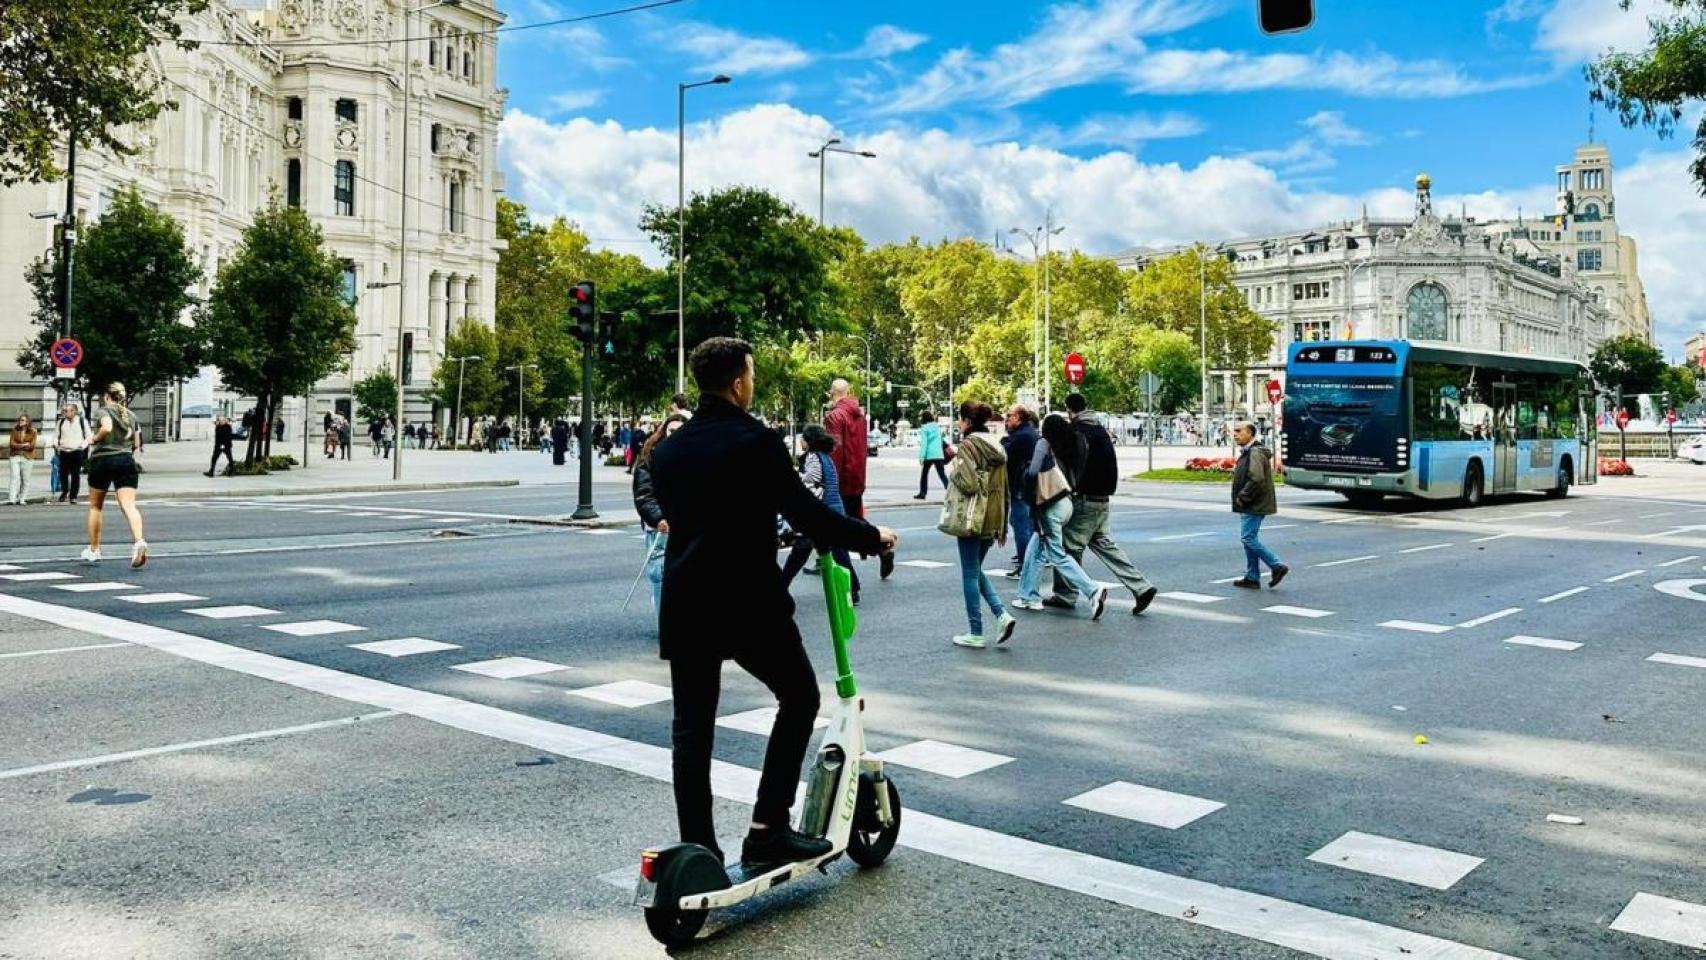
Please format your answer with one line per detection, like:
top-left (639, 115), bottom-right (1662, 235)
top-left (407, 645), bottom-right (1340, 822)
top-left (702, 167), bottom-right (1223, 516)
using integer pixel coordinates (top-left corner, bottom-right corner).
top-left (1461, 464), bottom-right (1485, 508)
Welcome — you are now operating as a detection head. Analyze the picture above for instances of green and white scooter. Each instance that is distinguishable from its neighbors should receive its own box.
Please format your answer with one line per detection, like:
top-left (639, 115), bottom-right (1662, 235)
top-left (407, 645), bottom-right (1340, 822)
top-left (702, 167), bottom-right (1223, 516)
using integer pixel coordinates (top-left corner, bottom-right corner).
top-left (635, 552), bottom-right (903, 948)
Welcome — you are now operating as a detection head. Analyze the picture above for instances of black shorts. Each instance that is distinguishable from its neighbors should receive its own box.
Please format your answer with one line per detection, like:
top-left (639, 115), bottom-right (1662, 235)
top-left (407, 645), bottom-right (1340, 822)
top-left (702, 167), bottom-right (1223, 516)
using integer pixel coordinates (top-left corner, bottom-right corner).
top-left (87, 453), bottom-right (139, 491)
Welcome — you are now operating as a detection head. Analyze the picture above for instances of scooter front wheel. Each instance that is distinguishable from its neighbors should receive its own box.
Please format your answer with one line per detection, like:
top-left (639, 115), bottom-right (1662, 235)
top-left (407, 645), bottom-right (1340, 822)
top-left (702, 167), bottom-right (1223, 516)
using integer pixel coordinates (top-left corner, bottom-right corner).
top-left (847, 774), bottom-right (901, 868)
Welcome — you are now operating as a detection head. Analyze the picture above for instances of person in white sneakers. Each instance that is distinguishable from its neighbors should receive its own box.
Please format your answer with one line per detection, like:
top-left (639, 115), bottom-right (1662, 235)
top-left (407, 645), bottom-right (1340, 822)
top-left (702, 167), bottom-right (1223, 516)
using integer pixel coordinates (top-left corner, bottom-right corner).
top-left (82, 382), bottom-right (149, 568)
top-left (940, 401), bottom-right (1018, 649)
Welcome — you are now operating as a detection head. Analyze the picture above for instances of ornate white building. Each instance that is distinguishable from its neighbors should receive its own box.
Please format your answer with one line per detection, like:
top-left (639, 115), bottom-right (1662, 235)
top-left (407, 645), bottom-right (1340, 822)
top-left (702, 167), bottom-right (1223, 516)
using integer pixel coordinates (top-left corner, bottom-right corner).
top-left (0, 0), bottom-right (506, 438)
top-left (1110, 173), bottom-right (1613, 418)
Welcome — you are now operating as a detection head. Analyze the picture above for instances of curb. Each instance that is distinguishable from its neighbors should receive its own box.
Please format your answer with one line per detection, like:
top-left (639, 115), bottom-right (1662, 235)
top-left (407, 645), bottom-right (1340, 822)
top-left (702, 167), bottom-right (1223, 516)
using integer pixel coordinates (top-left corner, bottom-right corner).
top-left (509, 496), bottom-right (939, 531)
top-left (143, 479), bottom-right (521, 501)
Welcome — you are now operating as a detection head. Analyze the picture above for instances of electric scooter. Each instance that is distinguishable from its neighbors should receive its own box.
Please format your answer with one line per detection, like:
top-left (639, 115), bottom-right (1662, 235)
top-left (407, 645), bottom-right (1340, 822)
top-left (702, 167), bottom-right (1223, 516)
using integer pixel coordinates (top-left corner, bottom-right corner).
top-left (635, 551), bottom-right (903, 948)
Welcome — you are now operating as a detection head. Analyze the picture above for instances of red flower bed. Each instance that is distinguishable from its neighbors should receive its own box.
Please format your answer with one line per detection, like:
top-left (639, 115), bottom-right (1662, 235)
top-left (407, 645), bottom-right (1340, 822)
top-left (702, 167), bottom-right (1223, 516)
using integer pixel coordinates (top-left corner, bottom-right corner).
top-left (1185, 457), bottom-right (1238, 472)
top-left (1597, 458), bottom-right (1634, 477)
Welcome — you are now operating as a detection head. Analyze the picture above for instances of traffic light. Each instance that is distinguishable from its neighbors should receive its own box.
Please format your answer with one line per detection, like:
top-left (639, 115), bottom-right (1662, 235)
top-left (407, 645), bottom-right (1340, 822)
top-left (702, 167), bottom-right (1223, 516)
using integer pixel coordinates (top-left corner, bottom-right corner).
top-left (569, 281), bottom-right (596, 342)
top-left (598, 311), bottom-right (621, 357)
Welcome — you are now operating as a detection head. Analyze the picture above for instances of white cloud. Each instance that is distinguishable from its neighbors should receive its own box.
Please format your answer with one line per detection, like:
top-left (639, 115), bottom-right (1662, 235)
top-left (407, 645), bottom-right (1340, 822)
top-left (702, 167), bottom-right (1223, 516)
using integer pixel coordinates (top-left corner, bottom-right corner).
top-left (1236, 111), bottom-right (1376, 175)
top-left (1125, 49), bottom-right (1539, 98)
top-left (1533, 0), bottom-right (1664, 63)
top-left (498, 105), bottom-right (1706, 355)
top-left (662, 22), bottom-right (813, 75)
top-left (851, 24), bottom-right (930, 59)
top-left (546, 90), bottom-right (605, 114)
top-left (1302, 111), bottom-right (1375, 147)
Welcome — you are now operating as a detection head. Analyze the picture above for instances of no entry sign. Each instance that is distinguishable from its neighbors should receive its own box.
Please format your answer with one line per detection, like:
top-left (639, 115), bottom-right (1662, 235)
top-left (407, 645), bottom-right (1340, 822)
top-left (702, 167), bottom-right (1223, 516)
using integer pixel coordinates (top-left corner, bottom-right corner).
top-left (1615, 408), bottom-right (1630, 430)
top-left (1063, 352), bottom-right (1086, 385)
top-left (51, 337), bottom-right (83, 369)
top-left (1266, 379), bottom-right (1282, 404)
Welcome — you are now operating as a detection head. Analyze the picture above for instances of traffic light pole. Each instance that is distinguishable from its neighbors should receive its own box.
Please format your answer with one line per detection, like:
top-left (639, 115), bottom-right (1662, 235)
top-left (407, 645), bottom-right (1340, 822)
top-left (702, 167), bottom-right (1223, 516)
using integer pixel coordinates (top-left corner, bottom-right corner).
top-left (572, 336), bottom-right (598, 520)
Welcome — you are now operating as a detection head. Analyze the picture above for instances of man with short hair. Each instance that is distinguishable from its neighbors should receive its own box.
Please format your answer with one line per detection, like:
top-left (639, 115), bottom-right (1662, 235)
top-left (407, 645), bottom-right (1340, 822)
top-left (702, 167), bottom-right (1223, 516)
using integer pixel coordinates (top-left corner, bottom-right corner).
top-left (1048, 393), bottom-right (1160, 615)
top-left (823, 378), bottom-right (893, 579)
top-left (1000, 404), bottom-right (1039, 578)
top-left (1230, 419), bottom-right (1288, 589)
top-left (651, 337), bottom-right (899, 870)
top-left (671, 392), bottom-right (692, 419)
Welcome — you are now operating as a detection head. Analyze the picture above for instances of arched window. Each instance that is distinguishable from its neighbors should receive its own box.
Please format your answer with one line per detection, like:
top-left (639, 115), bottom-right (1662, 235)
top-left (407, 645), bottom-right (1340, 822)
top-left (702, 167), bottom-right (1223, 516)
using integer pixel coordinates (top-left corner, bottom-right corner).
top-left (1580, 201), bottom-right (1601, 221)
top-left (1406, 283), bottom-right (1448, 341)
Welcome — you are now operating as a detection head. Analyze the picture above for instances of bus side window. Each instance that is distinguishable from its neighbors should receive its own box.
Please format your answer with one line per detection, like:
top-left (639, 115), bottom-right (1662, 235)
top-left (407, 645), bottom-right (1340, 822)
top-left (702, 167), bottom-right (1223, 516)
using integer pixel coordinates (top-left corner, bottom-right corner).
top-left (1516, 377), bottom-right (1538, 441)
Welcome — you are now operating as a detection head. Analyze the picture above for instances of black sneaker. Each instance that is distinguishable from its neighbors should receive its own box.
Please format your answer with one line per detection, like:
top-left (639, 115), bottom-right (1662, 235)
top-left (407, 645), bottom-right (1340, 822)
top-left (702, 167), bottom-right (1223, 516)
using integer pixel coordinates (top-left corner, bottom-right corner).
top-left (1268, 565), bottom-right (1290, 588)
top-left (1132, 585), bottom-right (1158, 615)
top-left (1041, 595), bottom-right (1076, 610)
top-left (740, 826), bottom-right (832, 869)
top-left (1231, 578), bottom-right (1262, 590)
top-left (880, 550), bottom-right (895, 580)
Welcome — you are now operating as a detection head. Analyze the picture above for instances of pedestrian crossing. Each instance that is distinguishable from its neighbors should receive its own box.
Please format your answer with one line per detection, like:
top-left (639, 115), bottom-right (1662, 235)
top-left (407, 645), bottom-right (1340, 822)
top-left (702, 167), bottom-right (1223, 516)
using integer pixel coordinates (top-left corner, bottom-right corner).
top-left (148, 498), bottom-right (486, 526)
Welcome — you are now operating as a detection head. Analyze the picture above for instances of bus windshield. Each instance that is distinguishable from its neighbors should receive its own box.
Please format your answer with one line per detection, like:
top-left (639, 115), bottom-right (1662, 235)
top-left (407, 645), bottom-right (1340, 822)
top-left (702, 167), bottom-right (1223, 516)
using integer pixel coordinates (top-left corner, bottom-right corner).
top-left (1283, 375), bottom-right (1403, 472)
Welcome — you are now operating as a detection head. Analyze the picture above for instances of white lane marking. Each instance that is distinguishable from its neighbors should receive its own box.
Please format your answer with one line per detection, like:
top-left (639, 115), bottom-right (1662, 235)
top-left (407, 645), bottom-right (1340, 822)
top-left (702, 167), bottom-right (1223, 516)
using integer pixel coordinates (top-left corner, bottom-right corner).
top-left (1602, 569), bottom-right (1647, 583)
top-left (898, 559), bottom-right (950, 569)
top-left (1470, 534), bottom-right (1511, 543)
top-left (1263, 605), bottom-right (1333, 619)
top-left (567, 680), bottom-right (672, 708)
top-left (1583, 519), bottom-right (1621, 527)
top-left (0, 592), bottom-right (1526, 960)
top-left (1063, 781), bottom-right (1225, 830)
top-left (342, 511), bottom-right (384, 517)
top-left (1458, 608), bottom-right (1521, 629)
top-left (1, 571), bottom-right (80, 582)
top-left (0, 642), bottom-right (132, 659)
top-left (1400, 543), bottom-right (1453, 554)
top-left (1319, 517), bottom-right (1368, 525)
top-left (450, 656), bottom-right (571, 679)
top-left (1637, 512), bottom-right (1677, 520)
top-left (1150, 531), bottom-right (1215, 542)
top-left (260, 619), bottom-right (367, 637)
top-left (119, 592), bottom-right (208, 604)
top-left (1314, 555), bottom-right (1378, 568)
top-left (873, 739), bottom-right (1015, 779)
top-left (51, 582), bottom-right (138, 593)
top-left (287, 566), bottom-right (409, 588)
top-left (349, 637), bottom-right (461, 658)
top-left (1380, 620), bottom-right (1453, 634)
top-left (1157, 591), bottom-right (1226, 604)
top-left (0, 712), bottom-right (396, 781)
top-left (1145, 603), bottom-right (1254, 625)
top-left (1213, 573), bottom-right (1268, 584)
top-left (1609, 892), bottom-right (1706, 950)
top-left (1545, 814), bottom-right (1584, 826)
top-left (1509, 510), bottom-right (1570, 520)
top-left (1656, 555), bottom-right (1700, 568)
top-left (1648, 653), bottom-right (1706, 670)
top-left (715, 707), bottom-right (830, 736)
top-left (184, 605), bottom-right (281, 620)
top-left (0, 564), bottom-right (23, 571)
top-left (1538, 586), bottom-right (1589, 604)
top-left (1307, 831), bottom-right (1484, 890)
top-left (1264, 523), bottom-right (1299, 530)
top-left (1504, 635), bottom-right (1582, 652)
top-left (579, 528), bottom-right (622, 536)
top-left (1655, 579), bottom-right (1706, 603)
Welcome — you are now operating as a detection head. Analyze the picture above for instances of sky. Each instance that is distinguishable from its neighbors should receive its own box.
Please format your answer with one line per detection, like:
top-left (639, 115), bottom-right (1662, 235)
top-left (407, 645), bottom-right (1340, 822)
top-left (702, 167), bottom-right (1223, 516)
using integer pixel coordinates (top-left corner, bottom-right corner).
top-left (493, 0), bottom-right (1706, 358)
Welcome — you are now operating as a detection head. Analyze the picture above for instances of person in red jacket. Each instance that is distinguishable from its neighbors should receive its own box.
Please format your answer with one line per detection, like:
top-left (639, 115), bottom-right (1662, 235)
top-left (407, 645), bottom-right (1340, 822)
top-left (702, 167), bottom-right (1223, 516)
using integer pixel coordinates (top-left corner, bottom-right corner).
top-left (823, 378), bottom-right (894, 579)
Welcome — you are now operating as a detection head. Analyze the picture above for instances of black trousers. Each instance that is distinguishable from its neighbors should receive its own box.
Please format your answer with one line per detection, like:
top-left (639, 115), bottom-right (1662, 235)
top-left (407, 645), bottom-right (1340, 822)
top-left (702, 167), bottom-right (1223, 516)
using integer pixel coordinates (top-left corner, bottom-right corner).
top-left (57, 449), bottom-right (84, 501)
top-left (669, 637), bottom-right (821, 850)
top-left (918, 459), bottom-right (948, 496)
top-left (779, 537), bottom-right (860, 594)
top-left (209, 443), bottom-right (234, 474)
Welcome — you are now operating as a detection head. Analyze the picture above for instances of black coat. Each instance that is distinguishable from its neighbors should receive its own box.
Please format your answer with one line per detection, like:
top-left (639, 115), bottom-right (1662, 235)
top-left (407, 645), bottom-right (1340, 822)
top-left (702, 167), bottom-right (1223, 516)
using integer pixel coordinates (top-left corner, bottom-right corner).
top-left (632, 462), bottom-right (664, 529)
top-left (1001, 422), bottom-right (1038, 498)
top-left (650, 396), bottom-right (882, 661)
top-left (1071, 413), bottom-right (1120, 498)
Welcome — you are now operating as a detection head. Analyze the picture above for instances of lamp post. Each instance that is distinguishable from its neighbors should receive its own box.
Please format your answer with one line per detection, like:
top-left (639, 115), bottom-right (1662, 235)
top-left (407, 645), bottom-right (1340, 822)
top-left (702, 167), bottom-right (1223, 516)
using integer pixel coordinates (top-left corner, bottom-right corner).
top-left (1009, 226), bottom-right (1043, 400)
top-left (450, 354), bottom-right (481, 449)
top-left (677, 74), bottom-right (732, 394)
top-left (808, 137), bottom-right (876, 225)
top-left (1199, 248), bottom-right (1209, 443)
top-left (505, 362), bottom-right (536, 449)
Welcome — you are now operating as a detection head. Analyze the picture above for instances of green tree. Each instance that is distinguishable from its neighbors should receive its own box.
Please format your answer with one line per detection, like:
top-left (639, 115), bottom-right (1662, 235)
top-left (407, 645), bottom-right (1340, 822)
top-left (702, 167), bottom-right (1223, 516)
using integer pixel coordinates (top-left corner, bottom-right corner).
top-left (1080, 326), bottom-right (1200, 414)
top-left (1591, 334), bottom-right (1668, 413)
top-left (0, 0), bottom-right (208, 184)
top-left (203, 200), bottom-right (356, 464)
top-left (1587, 1), bottom-right (1706, 194)
top-left (353, 370), bottom-right (398, 424)
top-left (1123, 248), bottom-right (1272, 381)
top-left (424, 320), bottom-right (500, 445)
top-left (1659, 363), bottom-right (1702, 410)
top-left (901, 239), bottom-right (1027, 400)
top-left (832, 240), bottom-right (929, 421)
top-left (16, 184), bottom-right (203, 406)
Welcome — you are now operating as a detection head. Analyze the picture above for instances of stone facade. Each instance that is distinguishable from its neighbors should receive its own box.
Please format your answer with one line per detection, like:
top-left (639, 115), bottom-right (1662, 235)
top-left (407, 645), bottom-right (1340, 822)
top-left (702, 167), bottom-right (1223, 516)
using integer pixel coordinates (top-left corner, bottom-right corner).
top-left (1109, 174), bottom-right (1613, 419)
top-left (0, 0), bottom-right (506, 440)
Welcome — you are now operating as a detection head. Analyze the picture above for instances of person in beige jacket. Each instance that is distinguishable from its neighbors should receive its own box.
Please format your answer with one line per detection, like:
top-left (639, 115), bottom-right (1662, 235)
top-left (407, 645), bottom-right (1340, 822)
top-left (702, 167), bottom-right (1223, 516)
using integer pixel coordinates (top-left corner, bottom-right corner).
top-left (939, 401), bottom-right (1016, 649)
top-left (8, 414), bottom-right (40, 505)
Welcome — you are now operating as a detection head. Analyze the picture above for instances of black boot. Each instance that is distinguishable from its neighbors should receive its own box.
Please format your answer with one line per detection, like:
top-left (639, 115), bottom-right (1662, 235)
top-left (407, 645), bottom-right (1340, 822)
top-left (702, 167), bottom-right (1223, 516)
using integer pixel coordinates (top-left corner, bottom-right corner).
top-left (740, 825), bottom-right (832, 869)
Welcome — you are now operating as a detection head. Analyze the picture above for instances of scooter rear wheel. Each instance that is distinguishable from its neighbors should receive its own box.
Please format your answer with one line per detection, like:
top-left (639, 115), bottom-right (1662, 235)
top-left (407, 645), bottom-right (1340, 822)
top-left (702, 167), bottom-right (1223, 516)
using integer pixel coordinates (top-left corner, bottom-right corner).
top-left (644, 905), bottom-right (707, 948)
top-left (847, 774), bottom-right (902, 868)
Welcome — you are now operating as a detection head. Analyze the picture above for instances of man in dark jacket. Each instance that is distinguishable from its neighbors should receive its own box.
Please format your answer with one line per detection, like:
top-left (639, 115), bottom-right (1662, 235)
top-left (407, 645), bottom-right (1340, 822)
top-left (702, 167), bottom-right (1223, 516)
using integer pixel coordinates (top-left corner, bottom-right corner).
top-left (204, 416), bottom-right (235, 477)
top-left (550, 420), bottom-right (569, 466)
top-left (1230, 419), bottom-right (1288, 589)
top-left (651, 338), bottom-right (898, 870)
top-left (1000, 404), bottom-right (1039, 577)
top-left (1048, 393), bottom-right (1159, 615)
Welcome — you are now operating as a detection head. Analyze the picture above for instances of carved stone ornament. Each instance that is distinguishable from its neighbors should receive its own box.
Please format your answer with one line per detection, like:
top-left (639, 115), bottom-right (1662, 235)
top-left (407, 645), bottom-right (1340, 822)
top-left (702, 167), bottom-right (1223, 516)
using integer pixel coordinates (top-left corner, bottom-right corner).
top-left (334, 119), bottom-right (360, 152)
top-left (283, 121), bottom-right (303, 148)
top-left (332, 0), bottom-right (363, 36)
top-left (279, 0), bottom-right (307, 32)
top-left (1376, 227), bottom-right (1397, 248)
top-left (1397, 213), bottom-right (1455, 256)
top-left (1330, 232), bottom-right (1347, 251)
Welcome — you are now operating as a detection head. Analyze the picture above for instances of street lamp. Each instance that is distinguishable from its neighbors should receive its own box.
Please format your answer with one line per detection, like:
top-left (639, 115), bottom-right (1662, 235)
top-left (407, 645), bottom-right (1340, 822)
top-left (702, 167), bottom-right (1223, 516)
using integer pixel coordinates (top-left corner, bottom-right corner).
top-left (677, 73), bottom-right (732, 395)
top-left (450, 354), bottom-right (481, 449)
top-left (808, 137), bottom-right (876, 225)
top-left (504, 362), bottom-right (537, 450)
top-left (1009, 226), bottom-right (1043, 400)
top-left (394, 0), bottom-right (462, 482)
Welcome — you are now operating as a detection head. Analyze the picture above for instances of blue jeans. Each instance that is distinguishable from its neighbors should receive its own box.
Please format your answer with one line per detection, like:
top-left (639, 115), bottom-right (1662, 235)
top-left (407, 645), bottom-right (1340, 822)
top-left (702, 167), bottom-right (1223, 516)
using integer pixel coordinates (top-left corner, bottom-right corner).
top-left (1008, 491), bottom-right (1033, 567)
top-left (957, 536), bottom-right (1005, 635)
top-left (1239, 513), bottom-right (1283, 581)
top-left (1018, 498), bottom-right (1102, 604)
top-left (645, 529), bottom-right (667, 612)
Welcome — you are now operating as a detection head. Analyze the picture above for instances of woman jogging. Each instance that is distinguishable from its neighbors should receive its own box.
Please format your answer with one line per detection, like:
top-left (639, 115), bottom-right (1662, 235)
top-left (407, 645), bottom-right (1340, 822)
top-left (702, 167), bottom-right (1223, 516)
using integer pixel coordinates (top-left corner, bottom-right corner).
top-left (1013, 413), bottom-right (1108, 619)
top-left (55, 403), bottom-right (89, 504)
top-left (939, 401), bottom-right (1016, 649)
top-left (82, 382), bottom-right (149, 568)
top-left (633, 414), bottom-right (687, 613)
top-left (778, 425), bottom-right (862, 604)
top-left (913, 416), bottom-right (949, 499)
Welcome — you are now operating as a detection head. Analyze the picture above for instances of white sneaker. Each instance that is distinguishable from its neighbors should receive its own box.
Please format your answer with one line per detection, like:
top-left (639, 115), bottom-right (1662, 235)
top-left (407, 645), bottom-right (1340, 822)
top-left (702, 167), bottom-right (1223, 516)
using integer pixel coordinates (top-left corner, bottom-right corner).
top-left (951, 633), bottom-right (987, 649)
top-left (1090, 586), bottom-right (1110, 621)
top-left (1011, 597), bottom-right (1043, 611)
top-left (994, 613), bottom-right (1017, 645)
top-left (80, 547), bottom-right (101, 564)
top-left (130, 540), bottom-right (149, 569)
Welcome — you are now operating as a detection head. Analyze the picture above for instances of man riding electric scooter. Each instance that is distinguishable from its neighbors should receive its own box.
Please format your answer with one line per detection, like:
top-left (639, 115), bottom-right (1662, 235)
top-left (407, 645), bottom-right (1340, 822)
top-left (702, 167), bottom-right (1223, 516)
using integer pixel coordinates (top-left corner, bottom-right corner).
top-left (650, 337), bottom-right (899, 870)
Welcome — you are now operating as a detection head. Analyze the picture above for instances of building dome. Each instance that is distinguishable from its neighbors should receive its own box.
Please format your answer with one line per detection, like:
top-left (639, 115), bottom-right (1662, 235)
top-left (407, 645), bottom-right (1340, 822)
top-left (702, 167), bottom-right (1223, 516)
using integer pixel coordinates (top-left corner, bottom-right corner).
top-left (1416, 173), bottom-right (1432, 191)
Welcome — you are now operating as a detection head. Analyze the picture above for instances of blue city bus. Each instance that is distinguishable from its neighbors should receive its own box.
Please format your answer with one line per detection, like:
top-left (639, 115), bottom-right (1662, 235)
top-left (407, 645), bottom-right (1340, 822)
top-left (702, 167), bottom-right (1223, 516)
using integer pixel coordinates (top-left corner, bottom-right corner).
top-left (1280, 341), bottom-right (1598, 506)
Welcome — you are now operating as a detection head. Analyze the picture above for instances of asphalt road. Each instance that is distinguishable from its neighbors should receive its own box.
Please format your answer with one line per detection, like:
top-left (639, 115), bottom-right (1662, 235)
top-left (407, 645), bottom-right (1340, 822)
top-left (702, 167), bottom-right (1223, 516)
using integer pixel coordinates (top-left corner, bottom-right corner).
top-left (3, 479), bottom-right (1705, 958)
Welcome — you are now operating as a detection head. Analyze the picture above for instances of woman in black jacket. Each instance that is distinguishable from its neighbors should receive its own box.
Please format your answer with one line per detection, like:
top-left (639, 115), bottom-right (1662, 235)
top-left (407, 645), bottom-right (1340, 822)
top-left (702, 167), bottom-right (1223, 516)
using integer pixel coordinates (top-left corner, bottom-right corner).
top-left (632, 415), bottom-right (687, 612)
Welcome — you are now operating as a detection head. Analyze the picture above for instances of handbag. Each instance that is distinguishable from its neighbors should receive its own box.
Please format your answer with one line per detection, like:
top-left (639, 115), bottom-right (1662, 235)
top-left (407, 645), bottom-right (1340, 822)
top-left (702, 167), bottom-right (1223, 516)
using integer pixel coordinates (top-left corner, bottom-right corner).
top-left (1034, 461), bottom-right (1072, 506)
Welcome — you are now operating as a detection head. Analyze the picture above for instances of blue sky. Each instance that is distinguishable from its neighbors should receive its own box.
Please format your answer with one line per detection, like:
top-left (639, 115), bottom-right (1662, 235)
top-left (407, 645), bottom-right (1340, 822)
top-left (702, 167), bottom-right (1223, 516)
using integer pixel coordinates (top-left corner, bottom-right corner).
top-left (494, 0), bottom-right (1706, 355)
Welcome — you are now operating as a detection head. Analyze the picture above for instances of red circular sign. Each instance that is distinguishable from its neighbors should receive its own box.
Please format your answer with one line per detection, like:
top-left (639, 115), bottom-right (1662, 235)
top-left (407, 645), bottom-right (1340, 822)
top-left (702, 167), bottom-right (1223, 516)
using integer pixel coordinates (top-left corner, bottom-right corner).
top-left (1667, 409), bottom-right (1678, 424)
top-left (1063, 352), bottom-right (1086, 385)
top-left (1265, 379), bottom-right (1283, 404)
top-left (1615, 408), bottom-right (1631, 429)
top-left (50, 337), bottom-right (82, 369)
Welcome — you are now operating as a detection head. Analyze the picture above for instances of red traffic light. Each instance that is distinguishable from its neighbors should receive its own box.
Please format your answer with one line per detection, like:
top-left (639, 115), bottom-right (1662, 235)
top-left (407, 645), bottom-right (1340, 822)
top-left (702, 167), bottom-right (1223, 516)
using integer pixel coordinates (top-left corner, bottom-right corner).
top-left (572, 284), bottom-right (592, 303)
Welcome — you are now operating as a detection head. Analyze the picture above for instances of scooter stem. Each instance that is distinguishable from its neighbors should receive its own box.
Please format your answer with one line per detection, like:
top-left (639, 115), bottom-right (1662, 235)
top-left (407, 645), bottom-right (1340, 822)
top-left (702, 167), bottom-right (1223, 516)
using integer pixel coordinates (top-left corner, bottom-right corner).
top-left (817, 552), bottom-right (858, 699)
